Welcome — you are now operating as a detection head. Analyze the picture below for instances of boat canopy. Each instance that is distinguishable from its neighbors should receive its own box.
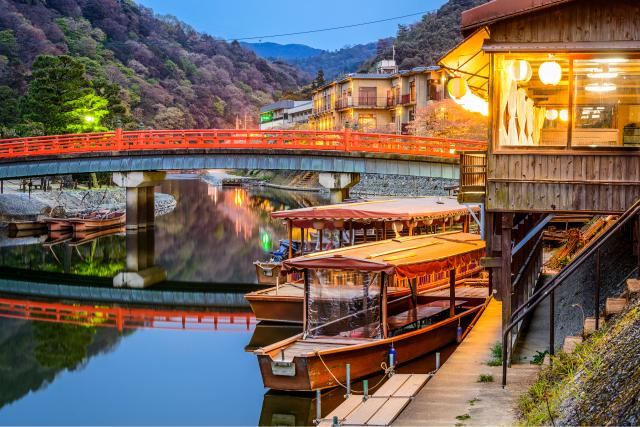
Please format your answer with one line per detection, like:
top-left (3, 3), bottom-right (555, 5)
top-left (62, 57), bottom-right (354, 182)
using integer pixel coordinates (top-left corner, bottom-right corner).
top-left (272, 197), bottom-right (479, 230)
top-left (283, 232), bottom-right (485, 279)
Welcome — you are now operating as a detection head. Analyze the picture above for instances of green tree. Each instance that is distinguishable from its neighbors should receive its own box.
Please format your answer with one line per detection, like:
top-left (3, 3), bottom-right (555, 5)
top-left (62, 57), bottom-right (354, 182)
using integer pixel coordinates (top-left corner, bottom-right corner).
top-left (33, 322), bottom-right (96, 371)
top-left (312, 69), bottom-right (325, 90)
top-left (0, 85), bottom-right (19, 137)
top-left (22, 55), bottom-right (108, 134)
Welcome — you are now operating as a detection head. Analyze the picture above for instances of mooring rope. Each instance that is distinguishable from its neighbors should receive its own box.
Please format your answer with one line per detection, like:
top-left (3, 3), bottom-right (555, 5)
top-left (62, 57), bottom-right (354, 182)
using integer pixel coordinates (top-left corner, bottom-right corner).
top-left (315, 350), bottom-right (393, 394)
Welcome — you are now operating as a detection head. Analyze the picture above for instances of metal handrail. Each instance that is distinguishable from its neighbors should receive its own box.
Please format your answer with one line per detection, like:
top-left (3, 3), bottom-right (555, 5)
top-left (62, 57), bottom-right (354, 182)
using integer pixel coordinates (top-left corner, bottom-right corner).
top-left (502, 197), bottom-right (640, 385)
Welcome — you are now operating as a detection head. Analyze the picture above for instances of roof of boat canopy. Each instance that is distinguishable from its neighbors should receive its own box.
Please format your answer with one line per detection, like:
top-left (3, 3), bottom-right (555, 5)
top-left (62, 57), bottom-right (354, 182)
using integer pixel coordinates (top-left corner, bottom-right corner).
top-left (282, 231), bottom-right (485, 279)
top-left (272, 197), bottom-right (479, 229)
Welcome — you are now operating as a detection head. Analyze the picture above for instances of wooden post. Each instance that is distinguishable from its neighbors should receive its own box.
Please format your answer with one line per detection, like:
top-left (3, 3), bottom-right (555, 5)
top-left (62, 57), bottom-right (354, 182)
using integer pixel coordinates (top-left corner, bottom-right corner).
top-left (363, 226), bottom-right (368, 243)
top-left (319, 229), bottom-right (323, 251)
top-left (303, 269), bottom-right (310, 336)
top-left (549, 289), bottom-right (555, 356)
top-left (288, 220), bottom-right (293, 259)
top-left (463, 215), bottom-right (469, 233)
top-left (595, 248), bottom-right (601, 331)
top-left (501, 213), bottom-right (514, 334)
top-left (349, 220), bottom-right (354, 246)
top-left (449, 268), bottom-right (456, 317)
top-left (300, 227), bottom-right (305, 256)
top-left (442, 221), bottom-right (446, 233)
top-left (381, 272), bottom-right (388, 338)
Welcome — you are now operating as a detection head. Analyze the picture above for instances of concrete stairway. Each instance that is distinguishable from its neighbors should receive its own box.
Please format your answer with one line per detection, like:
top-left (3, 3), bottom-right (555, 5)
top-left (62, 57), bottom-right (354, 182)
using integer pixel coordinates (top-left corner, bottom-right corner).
top-left (563, 278), bottom-right (639, 353)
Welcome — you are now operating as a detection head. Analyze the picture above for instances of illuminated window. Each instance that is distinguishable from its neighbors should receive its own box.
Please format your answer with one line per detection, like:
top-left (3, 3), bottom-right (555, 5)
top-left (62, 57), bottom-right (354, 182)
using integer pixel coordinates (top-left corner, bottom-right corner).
top-left (358, 114), bottom-right (376, 130)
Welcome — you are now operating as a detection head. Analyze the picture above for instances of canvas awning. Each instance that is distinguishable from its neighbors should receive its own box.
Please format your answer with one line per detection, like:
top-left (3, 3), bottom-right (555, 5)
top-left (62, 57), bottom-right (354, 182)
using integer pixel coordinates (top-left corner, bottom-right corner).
top-left (438, 27), bottom-right (490, 98)
top-left (283, 232), bottom-right (486, 279)
top-left (272, 197), bottom-right (479, 230)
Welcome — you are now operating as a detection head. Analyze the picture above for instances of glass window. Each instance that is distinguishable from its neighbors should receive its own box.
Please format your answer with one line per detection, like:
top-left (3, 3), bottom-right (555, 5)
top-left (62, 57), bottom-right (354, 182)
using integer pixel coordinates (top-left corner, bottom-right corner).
top-left (358, 113), bottom-right (376, 130)
top-left (496, 54), bottom-right (570, 147)
top-left (573, 57), bottom-right (640, 147)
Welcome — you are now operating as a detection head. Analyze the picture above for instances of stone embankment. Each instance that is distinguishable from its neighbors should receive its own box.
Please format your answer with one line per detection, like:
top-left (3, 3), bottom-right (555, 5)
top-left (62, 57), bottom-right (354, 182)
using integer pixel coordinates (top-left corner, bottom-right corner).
top-left (518, 295), bottom-right (640, 425)
top-left (0, 188), bottom-right (176, 225)
top-left (228, 170), bottom-right (457, 197)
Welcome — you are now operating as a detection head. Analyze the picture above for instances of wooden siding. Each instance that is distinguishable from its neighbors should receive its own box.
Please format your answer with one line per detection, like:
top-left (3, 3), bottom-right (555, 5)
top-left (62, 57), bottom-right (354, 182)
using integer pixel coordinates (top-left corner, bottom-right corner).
top-left (486, 153), bottom-right (640, 212)
top-left (489, 0), bottom-right (640, 44)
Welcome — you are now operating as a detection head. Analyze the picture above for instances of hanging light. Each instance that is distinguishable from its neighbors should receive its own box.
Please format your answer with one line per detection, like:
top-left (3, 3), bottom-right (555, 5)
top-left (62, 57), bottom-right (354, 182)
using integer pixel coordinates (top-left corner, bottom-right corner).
top-left (509, 60), bottom-right (532, 82)
top-left (447, 77), bottom-right (468, 99)
top-left (587, 70), bottom-right (618, 79)
top-left (545, 109), bottom-right (559, 121)
top-left (538, 61), bottom-right (562, 85)
top-left (591, 58), bottom-right (628, 64)
top-left (559, 109), bottom-right (569, 122)
top-left (585, 82), bottom-right (617, 92)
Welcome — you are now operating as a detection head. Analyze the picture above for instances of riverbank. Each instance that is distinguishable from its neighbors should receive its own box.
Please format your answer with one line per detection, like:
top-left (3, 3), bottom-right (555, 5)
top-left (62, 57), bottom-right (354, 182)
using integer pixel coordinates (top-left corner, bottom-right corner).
top-left (0, 188), bottom-right (176, 225)
top-left (518, 295), bottom-right (640, 425)
top-left (221, 170), bottom-right (457, 197)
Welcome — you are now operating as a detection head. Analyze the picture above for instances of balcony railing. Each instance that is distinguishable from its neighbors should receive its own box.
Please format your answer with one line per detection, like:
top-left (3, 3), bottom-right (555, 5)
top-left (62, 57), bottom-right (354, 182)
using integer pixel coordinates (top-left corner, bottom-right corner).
top-left (458, 151), bottom-right (487, 204)
top-left (335, 96), bottom-right (389, 109)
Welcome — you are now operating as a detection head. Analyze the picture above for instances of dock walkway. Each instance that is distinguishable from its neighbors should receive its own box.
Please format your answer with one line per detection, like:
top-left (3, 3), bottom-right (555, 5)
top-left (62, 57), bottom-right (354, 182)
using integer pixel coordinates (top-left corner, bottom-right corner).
top-left (393, 299), bottom-right (540, 426)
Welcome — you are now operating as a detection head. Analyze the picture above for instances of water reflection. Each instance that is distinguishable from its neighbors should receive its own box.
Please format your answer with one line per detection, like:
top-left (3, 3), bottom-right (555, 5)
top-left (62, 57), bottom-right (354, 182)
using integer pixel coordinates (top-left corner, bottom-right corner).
top-left (0, 175), bottom-right (328, 285)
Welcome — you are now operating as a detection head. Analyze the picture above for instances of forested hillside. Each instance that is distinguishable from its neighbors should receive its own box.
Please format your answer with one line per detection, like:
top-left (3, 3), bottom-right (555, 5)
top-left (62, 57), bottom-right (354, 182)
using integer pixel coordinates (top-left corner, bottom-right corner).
top-left (0, 0), bottom-right (306, 136)
top-left (363, 0), bottom-right (488, 70)
top-left (241, 42), bottom-right (323, 62)
top-left (289, 42), bottom-right (380, 80)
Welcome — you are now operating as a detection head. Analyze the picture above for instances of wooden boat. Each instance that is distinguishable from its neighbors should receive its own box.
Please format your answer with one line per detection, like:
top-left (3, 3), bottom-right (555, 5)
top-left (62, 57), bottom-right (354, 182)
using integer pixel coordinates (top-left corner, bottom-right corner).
top-left (246, 231), bottom-right (484, 323)
top-left (7, 221), bottom-right (47, 234)
top-left (42, 218), bottom-right (72, 232)
top-left (67, 210), bottom-right (125, 232)
top-left (254, 232), bottom-right (488, 391)
top-left (255, 196), bottom-right (479, 285)
top-left (69, 226), bottom-right (126, 246)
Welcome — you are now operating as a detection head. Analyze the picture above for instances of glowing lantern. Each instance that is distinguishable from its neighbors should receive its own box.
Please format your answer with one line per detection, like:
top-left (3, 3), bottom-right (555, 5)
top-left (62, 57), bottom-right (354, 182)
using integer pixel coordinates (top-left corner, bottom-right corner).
top-left (538, 61), bottom-right (562, 85)
top-left (447, 77), bottom-right (468, 99)
top-left (545, 109), bottom-right (559, 121)
top-left (509, 60), bottom-right (532, 82)
top-left (585, 83), bottom-right (617, 93)
top-left (559, 109), bottom-right (569, 122)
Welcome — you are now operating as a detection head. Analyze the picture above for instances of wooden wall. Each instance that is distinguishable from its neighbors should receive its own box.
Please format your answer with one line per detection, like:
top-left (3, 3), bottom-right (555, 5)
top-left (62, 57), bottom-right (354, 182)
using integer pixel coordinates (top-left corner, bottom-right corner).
top-left (487, 152), bottom-right (640, 212)
top-left (489, 0), bottom-right (640, 43)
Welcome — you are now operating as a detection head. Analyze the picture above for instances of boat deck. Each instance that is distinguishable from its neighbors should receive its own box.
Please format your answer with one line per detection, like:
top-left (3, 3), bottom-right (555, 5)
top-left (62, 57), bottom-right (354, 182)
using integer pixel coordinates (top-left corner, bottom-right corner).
top-left (421, 285), bottom-right (488, 299)
top-left (251, 284), bottom-right (411, 298)
top-left (387, 300), bottom-right (467, 331)
top-left (279, 337), bottom-right (374, 362)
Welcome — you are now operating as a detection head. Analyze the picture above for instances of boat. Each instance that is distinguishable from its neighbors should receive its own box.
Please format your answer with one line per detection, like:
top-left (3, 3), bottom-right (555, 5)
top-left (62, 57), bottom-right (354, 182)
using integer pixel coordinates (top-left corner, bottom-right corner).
top-left (66, 210), bottom-right (125, 232)
top-left (254, 232), bottom-right (488, 391)
top-left (246, 231), bottom-right (484, 323)
top-left (253, 197), bottom-right (479, 285)
top-left (7, 221), bottom-right (47, 234)
top-left (69, 226), bottom-right (126, 246)
top-left (41, 217), bottom-right (72, 232)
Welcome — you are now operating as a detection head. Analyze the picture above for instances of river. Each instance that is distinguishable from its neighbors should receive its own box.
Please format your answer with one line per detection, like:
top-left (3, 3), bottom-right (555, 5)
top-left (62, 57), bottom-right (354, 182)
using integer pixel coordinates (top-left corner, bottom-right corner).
top-left (0, 174), bottom-right (453, 425)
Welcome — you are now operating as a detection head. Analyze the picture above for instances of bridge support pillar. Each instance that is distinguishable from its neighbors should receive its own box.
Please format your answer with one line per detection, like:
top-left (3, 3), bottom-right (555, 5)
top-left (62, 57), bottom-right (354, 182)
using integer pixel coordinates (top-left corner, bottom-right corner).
top-left (113, 171), bottom-right (166, 230)
top-left (319, 172), bottom-right (360, 204)
top-left (113, 228), bottom-right (166, 289)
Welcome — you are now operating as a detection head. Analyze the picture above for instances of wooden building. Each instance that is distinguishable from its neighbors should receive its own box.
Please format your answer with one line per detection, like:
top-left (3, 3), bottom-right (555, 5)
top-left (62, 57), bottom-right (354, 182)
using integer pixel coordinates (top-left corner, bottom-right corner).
top-left (442, 0), bottom-right (640, 332)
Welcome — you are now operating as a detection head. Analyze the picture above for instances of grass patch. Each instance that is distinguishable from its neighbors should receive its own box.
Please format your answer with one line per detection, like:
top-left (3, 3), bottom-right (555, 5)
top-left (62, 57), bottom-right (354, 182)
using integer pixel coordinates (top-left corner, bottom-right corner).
top-left (478, 374), bottom-right (494, 383)
top-left (486, 342), bottom-right (502, 366)
top-left (531, 350), bottom-right (549, 365)
top-left (518, 304), bottom-right (640, 425)
top-left (468, 397), bottom-right (481, 406)
top-left (455, 414), bottom-right (471, 421)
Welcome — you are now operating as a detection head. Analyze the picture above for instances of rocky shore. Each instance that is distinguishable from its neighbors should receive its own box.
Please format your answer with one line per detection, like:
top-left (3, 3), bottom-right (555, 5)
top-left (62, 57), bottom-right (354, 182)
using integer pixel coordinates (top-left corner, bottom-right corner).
top-left (0, 188), bottom-right (176, 225)
top-left (351, 174), bottom-right (457, 197)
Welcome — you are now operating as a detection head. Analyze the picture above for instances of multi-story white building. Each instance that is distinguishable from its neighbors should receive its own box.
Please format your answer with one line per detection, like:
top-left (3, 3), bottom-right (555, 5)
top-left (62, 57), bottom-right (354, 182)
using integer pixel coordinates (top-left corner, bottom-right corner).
top-left (259, 100), bottom-right (312, 130)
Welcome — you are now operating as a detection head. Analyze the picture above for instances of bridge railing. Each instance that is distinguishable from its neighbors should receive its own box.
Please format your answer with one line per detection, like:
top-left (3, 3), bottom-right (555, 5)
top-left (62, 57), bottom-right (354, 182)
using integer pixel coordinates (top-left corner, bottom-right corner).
top-left (0, 129), bottom-right (486, 160)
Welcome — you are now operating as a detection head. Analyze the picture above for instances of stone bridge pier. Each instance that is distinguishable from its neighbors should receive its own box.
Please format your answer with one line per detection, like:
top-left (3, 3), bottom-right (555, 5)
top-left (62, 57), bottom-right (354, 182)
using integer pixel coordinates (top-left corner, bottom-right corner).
top-left (319, 172), bottom-right (360, 203)
top-left (112, 171), bottom-right (167, 288)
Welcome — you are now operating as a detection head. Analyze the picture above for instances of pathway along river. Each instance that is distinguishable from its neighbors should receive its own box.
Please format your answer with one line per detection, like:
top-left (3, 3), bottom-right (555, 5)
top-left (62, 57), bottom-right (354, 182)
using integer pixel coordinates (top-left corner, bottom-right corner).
top-left (0, 174), bottom-right (454, 425)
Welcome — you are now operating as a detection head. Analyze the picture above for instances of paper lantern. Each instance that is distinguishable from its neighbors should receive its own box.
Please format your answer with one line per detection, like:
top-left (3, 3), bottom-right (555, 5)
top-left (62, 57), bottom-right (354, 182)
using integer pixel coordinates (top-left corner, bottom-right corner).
top-left (559, 109), bottom-right (569, 122)
top-left (545, 109), bottom-right (559, 121)
top-left (585, 83), bottom-right (616, 93)
top-left (538, 61), bottom-right (562, 85)
top-left (447, 77), bottom-right (468, 99)
top-left (333, 220), bottom-right (344, 229)
top-left (509, 60), bottom-right (532, 82)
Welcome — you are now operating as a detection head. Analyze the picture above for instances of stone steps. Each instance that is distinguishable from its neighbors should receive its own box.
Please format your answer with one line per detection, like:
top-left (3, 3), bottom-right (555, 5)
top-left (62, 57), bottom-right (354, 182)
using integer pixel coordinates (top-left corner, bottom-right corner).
top-left (583, 316), bottom-right (606, 335)
top-left (562, 335), bottom-right (583, 353)
top-left (605, 297), bottom-right (628, 317)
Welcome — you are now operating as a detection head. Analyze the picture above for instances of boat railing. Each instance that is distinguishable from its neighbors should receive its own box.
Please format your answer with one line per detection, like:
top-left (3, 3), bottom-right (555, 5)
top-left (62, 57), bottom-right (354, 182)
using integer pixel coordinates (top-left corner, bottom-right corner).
top-left (502, 197), bottom-right (640, 386)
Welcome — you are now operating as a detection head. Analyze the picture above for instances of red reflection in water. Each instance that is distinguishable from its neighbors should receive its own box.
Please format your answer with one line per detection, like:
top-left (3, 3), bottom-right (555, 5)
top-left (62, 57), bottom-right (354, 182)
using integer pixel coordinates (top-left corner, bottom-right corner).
top-left (0, 297), bottom-right (255, 333)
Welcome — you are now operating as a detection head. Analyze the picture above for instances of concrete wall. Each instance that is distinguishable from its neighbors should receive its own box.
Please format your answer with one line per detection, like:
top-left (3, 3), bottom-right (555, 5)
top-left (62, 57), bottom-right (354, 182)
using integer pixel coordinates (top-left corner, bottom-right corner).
top-left (552, 225), bottom-right (637, 348)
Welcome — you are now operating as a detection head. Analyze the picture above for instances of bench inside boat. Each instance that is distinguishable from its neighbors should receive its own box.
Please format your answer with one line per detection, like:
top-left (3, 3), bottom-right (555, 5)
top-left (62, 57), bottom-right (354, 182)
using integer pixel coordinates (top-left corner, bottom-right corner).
top-left (271, 298), bottom-right (471, 361)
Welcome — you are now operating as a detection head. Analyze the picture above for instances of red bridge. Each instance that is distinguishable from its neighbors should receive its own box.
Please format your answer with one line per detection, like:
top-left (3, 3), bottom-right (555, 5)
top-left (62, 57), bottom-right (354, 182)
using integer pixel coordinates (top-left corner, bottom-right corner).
top-left (0, 129), bottom-right (486, 181)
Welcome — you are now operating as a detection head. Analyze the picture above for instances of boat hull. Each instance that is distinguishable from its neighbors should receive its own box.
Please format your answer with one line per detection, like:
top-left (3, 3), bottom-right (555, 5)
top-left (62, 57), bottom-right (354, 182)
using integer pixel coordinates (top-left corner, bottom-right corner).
top-left (257, 304), bottom-right (484, 391)
top-left (68, 214), bottom-right (125, 232)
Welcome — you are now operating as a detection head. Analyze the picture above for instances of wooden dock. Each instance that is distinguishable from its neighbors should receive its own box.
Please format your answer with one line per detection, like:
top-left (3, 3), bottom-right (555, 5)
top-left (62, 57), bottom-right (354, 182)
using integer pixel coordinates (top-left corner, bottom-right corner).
top-left (318, 374), bottom-right (431, 426)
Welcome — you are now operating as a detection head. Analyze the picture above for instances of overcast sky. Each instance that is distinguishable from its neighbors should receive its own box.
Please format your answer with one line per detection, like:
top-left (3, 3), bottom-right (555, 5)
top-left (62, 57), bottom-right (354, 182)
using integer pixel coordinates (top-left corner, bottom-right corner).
top-left (137, 0), bottom-right (447, 51)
